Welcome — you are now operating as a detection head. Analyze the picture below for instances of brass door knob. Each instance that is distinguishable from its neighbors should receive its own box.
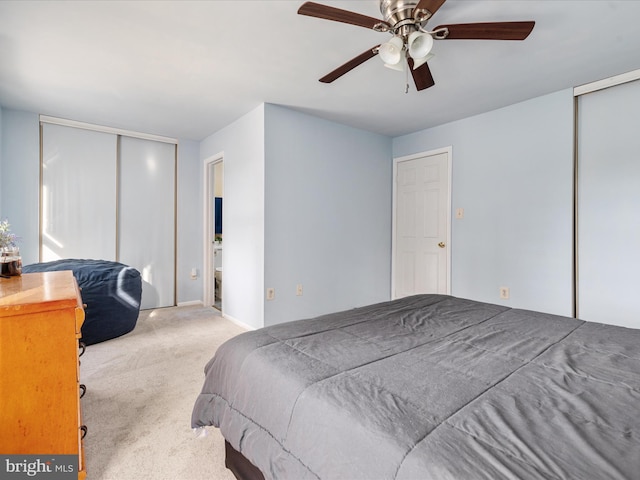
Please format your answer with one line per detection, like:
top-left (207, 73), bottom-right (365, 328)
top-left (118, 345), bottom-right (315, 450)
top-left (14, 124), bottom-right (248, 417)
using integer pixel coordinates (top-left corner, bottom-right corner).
top-left (438, 242), bottom-right (446, 248)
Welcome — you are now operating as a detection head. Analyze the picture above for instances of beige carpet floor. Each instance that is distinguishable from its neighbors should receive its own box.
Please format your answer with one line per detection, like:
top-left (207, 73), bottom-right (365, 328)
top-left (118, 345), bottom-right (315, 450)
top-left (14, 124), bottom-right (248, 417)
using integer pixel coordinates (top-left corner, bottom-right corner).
top-left (81, 305), bottom-right (245, 480)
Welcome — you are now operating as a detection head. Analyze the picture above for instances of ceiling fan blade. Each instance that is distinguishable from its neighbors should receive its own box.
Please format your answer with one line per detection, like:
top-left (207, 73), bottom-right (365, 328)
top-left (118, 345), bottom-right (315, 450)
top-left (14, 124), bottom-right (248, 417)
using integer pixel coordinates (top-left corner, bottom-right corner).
top-left (413, 0), bottom-right (447, 19)
top-left (408, 58), bottom-right (435, 91)
top-left (298, 2), bottom-right (389, 31)
top-left (319, 46), bottom-right (380, 83)
top-left (435, 21), bottom-right (535, 40)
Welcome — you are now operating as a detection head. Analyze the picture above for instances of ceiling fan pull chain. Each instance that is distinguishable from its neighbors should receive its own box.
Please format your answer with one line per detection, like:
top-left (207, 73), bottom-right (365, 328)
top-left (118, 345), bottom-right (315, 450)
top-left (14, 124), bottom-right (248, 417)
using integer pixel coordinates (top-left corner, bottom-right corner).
top-left (405, 51), bottom-right (410, 93)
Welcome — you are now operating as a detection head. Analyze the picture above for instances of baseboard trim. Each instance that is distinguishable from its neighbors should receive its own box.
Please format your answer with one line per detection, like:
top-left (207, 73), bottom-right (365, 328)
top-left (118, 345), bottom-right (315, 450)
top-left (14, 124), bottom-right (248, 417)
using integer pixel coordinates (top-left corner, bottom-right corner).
top-left (222, 313), bottom-right (257, 331)
top-left (177, 300), bottom-right (204, 307)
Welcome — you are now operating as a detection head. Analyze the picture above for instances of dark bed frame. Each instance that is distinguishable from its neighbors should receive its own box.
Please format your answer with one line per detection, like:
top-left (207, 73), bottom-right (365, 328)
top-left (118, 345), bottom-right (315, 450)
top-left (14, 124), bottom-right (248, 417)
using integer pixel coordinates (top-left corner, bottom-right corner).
top-left (225, 441), bottom-right (265, 480)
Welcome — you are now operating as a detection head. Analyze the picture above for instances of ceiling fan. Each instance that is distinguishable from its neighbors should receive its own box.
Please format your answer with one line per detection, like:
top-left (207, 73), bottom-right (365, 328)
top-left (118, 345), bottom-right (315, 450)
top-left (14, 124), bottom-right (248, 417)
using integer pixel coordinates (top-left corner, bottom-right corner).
top-left (298, 0), bottom-right (535, 91)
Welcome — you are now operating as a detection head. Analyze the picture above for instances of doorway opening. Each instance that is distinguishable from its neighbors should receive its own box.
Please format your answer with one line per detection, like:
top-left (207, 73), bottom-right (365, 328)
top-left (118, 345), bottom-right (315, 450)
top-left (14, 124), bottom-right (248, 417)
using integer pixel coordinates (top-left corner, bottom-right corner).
top-left (204, 153), bottom-right (224, 311)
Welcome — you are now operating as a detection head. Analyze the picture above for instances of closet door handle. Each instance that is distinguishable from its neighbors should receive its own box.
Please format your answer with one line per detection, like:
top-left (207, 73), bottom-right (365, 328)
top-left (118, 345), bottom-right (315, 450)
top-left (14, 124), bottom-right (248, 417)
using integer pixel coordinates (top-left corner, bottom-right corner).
top-left (79, 384), bottom-right (86, 398)
top-left (78, 342), bottom-right (86, 357)
top-left (80, 425), bottom-right (88, 440)
top-left (438, 242), bottom-right (446, 248)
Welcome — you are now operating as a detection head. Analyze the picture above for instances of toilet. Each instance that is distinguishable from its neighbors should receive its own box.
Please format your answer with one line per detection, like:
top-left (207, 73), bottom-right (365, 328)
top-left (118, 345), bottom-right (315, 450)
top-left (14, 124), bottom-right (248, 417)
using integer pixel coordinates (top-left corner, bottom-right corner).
top-left (215, 267), bottom-right (222, 300)
top-left (214, 244), bottom-right (222, 301)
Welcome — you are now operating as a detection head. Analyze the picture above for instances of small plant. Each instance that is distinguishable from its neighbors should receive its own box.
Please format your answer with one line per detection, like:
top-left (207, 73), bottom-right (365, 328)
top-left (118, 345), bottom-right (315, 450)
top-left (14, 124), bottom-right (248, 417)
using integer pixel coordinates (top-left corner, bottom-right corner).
top-left (0, 219), bottom-right (18, 250)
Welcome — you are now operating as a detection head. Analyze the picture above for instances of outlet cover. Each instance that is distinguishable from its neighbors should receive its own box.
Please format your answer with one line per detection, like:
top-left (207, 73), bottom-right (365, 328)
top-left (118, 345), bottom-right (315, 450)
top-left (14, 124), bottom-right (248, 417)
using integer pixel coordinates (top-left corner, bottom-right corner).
top-left (266, 288), bottom-right (275, 301)
top-left (499, 287), bottom-right (510, 300)
top-left (296, 284), bottom-right (303, 296)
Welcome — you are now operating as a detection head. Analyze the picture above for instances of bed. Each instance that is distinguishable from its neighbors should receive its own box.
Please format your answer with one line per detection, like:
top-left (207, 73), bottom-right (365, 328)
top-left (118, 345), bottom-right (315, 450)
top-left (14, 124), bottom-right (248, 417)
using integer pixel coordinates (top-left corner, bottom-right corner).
top-left (191, 294), bottom-right (640, 479)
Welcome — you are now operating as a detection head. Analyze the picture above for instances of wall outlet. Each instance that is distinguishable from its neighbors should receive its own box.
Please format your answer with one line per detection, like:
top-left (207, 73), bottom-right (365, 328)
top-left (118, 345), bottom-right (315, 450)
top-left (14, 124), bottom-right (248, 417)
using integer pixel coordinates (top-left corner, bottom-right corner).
top-left (190, 268), bottom-right (198, 280)
top-left (499, 287), bottom-right (510, 300)
top-left (296, 284), bottom-right (303, 296)
top-left (456, 208), bottom-right (464, 219)
top-left (266, 288), bottom-right (275, 301)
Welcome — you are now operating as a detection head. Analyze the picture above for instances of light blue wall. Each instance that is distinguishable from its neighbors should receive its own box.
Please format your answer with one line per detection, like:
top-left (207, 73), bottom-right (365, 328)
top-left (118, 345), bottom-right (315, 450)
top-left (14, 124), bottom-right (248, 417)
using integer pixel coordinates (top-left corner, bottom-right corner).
top-left (2, 88), bottom-right (576, 321)
top-left (200, 105), bottom-right (265, 329)
top-left (393, 89), bottom-right (575, 316)
top-left (0, 109), bottom-right (40, 265)
top-left (264, 104), bottom-right (393, 326)
top-left (176, 139), bottom-right (203, 304)
top-left (0, 108), bottom-right (202, 303)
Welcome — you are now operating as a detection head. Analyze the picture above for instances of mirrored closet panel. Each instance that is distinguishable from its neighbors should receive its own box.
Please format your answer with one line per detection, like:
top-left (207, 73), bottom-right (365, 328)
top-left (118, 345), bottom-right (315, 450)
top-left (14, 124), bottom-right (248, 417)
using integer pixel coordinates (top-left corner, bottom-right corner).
top-left (118, 136), bottom-right (176, 309)
top-left (41, 123), bottom-right (117, 261)
top-left (40, 118), bottom-right (176, 309)
top-left (576, 76), bottom-right (640, 328)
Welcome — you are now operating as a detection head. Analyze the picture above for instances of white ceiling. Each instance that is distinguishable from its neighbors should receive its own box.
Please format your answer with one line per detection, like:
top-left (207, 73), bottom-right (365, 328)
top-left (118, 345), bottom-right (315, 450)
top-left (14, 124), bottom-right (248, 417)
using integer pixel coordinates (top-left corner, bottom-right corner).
top-left (1, 1), bottom-right (640, 141)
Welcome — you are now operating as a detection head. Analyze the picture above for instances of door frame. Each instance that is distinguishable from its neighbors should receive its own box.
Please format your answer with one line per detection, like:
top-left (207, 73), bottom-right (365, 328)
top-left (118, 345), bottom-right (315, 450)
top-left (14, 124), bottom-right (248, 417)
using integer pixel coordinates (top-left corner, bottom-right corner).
top-left (391, 146), bottom-right (452, 299)
top-left (203, 152), bottom-right (224, 308)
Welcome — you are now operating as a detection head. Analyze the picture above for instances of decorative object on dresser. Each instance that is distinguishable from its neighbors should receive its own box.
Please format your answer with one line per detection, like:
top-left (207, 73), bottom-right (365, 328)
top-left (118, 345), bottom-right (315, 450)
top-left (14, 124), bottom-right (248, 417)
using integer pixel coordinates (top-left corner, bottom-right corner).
top-left (0, 219), bottom-right (21, 277)
top-left (23, 259), bottom-right (142, 345)
top-left (0, 271), bottom-right (87, 480)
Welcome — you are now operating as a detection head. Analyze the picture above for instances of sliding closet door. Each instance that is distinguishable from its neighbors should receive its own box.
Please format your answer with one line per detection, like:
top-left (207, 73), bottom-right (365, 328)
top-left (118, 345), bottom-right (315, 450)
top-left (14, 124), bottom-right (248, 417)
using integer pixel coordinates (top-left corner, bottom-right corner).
top-left (118, 136), bottom-right (176, 309)
top-left (577, 79), bottom-right (640, 328)
top-left (41, 123), bottom-right (117, 261)
top-left (41, 120), bottom-right (177, 310)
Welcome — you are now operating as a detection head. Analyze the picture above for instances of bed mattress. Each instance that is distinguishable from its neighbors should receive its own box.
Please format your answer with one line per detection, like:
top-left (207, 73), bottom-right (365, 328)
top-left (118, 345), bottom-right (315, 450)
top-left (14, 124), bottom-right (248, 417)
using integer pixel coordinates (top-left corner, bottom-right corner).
top-left (192, 294), bottom-right (640, 479)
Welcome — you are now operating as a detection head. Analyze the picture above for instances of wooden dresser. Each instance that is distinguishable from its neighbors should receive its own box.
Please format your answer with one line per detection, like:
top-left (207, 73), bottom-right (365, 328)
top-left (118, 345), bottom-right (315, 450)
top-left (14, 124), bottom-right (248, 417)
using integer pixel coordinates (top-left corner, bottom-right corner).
top-left (0, 271), bottom-right (87, 479)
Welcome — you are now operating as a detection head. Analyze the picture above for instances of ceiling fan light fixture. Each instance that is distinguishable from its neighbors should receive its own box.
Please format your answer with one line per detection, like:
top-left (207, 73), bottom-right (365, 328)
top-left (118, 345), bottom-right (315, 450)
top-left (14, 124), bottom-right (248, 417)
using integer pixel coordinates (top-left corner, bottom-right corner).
top-left (378, 36), bottom-right (404, 65)
top-left (408, 31), bottom-right (434, 60)
top-left (411, 52), bottom-right (434, 69)
top-left (384, 61), bottom-right (405, 71)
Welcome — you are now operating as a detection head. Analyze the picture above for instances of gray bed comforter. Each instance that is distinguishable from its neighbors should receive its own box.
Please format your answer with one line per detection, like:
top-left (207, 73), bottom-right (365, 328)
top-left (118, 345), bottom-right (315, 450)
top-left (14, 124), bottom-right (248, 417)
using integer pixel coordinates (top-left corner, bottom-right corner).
top-left (191, 295), bottom-right (640, 479)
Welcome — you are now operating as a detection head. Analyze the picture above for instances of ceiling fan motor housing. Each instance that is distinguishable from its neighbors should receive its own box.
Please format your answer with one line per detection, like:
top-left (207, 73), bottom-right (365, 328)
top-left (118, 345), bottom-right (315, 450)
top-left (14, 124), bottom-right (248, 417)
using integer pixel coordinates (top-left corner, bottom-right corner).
top-left (380, 0), bottom-right (420, 29)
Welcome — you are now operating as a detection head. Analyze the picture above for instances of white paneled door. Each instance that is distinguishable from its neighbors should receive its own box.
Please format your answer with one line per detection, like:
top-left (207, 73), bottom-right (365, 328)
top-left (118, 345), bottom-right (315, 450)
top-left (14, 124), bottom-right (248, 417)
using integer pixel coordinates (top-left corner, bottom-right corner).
top-left (393, 150), bottom-right (450, 298)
